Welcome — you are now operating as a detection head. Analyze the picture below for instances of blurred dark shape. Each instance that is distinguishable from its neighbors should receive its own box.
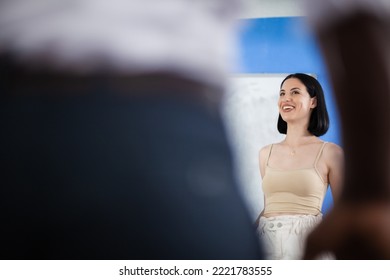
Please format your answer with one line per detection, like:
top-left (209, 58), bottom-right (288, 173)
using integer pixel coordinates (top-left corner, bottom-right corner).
top-left (303, 0), bottom-right (390, 259)
top-left (0, 0), bottom-right (263, 260)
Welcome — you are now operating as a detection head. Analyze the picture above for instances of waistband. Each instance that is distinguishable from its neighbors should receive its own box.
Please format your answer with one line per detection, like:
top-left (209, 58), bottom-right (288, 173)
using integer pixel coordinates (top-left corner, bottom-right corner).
top-left (258, 214), bottom-right (322, 234)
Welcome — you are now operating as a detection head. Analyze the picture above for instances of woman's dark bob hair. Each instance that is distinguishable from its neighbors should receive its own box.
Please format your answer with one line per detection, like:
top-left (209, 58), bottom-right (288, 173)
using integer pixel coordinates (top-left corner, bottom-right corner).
top-left (277, 73), bottom-right (329, 136)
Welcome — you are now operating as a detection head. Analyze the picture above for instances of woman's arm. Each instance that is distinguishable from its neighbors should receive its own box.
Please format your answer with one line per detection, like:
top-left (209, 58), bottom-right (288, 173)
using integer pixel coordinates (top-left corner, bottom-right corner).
top-left (325, 143), bottom-right (344, 203)
top-left (254, 147), bottom-right (270, 227)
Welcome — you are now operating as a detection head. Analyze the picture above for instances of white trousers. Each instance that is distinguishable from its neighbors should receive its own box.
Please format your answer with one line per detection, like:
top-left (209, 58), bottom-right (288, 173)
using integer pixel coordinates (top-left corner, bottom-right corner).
top-left (257, 214), bottom-right (323, 260)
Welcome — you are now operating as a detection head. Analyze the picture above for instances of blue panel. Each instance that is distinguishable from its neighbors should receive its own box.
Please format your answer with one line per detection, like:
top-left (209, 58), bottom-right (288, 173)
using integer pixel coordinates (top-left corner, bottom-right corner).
top-left (236, 17), bottom-right (324, 74)
top-left (236, 17), bottom-right (342, 214)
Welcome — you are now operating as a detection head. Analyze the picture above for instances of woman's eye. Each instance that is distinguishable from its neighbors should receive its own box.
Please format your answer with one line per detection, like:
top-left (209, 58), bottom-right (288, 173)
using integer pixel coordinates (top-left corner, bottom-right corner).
top-left (292, 91), bottom-right (299, 94)
top-left (279, 92), bottom-right (285, 96)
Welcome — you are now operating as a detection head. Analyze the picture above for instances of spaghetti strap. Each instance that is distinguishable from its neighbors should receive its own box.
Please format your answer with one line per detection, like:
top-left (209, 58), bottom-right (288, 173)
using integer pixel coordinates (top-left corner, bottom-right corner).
top-left (266, 144), bottom-right (274, 166)
top-left (314, 142), bottom-right (327, 167)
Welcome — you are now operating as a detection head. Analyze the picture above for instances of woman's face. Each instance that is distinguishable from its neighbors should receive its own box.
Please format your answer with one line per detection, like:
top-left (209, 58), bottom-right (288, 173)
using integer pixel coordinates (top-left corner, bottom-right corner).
top-left (278, 78), bottom-right (317, 123)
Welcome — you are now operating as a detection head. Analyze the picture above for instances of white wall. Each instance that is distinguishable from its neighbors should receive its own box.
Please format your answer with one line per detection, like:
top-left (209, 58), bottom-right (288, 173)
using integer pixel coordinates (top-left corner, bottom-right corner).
top-left (222, 75), bottom-right (285, 219)
top-left (239, 0), bottom-right (305, 18)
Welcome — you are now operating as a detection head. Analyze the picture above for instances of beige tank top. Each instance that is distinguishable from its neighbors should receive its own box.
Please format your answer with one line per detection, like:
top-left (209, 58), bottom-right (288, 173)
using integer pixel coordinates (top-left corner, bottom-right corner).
top-left (262, 142), bottom-right (328, 216)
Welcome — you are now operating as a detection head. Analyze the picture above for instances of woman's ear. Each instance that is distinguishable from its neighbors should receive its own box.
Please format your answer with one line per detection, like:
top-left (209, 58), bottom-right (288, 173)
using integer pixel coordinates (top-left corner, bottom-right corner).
top-left (310, 97), bottom-right (317, 108)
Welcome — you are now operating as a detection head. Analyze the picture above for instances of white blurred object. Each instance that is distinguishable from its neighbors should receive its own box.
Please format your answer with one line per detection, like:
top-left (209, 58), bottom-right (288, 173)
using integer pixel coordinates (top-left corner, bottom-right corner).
top-left (0, 0), bottom-right (242, 88)
top-left (304, 0), bottom-right (390, 31)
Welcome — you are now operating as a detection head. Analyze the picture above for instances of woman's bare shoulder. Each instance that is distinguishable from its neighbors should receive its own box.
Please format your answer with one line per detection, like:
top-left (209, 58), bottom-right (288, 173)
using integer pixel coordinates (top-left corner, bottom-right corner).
top-left (258, 143), bottom-right (279, 160)
top-left (259, 143), bottom-right (273, 155)
top-left (323, 142), bottom-right (344, 160)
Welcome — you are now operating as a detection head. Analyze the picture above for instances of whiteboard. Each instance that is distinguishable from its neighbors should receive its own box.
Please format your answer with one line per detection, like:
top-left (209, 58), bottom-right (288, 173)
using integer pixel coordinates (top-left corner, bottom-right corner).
top-left (222, 74), bottom-right (287, 220)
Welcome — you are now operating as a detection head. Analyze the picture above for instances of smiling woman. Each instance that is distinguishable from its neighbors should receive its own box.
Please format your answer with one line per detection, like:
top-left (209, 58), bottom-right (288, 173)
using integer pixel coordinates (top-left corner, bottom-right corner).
top-left (255, 73), bottom-right (344, 260)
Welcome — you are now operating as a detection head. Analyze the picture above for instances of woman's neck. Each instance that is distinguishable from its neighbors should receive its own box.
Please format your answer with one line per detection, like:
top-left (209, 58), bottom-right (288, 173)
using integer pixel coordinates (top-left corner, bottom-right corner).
top-left (284, 123), bottom-right (314, 146)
